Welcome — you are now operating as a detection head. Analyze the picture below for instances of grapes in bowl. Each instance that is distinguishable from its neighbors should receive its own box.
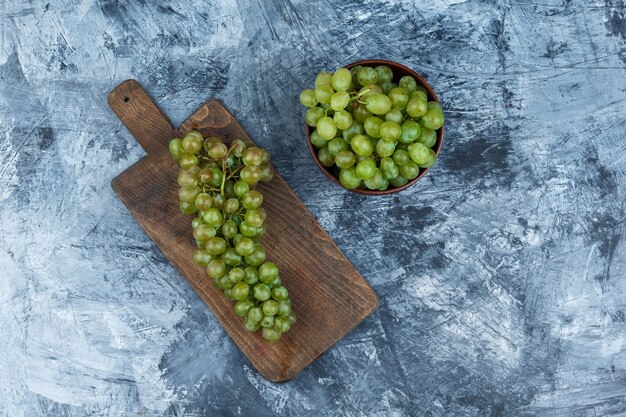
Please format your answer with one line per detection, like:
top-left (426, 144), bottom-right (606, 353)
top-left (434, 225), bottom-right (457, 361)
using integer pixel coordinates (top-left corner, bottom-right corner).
top-left (300, 59), bottom-right (444, 195)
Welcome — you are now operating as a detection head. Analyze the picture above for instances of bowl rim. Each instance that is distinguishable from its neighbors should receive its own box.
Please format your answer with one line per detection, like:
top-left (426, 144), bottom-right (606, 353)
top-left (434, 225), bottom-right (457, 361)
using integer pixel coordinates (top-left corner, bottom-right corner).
top-left (305, 59), bottom-right (444, 195)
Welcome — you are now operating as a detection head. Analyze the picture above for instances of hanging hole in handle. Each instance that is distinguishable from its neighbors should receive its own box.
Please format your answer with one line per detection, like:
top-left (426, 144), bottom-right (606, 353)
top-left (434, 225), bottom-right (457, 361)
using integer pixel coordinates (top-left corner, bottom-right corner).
top-left (124, 97), bottom-right (130, 102)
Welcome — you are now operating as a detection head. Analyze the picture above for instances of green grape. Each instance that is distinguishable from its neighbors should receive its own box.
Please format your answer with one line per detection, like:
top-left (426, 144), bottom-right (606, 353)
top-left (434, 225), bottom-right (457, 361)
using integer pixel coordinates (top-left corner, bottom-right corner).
top-left (355, 158), bottom-right (377, 179)
top-left (399, 121), bottom-right (421, 144)
top-left (376, 139), bottom-right (396, 158)
top-left (248, 306), bottom-right (263, 322)
top-left (232, 282), bottom-right (250, 300)
top-left (224, 197), bottom-right (239, 213)
top-left (191, 217), bottom-right (204, 229)
top-left (179, 201), bottom-right (198, 214)
top-left (235, 299), bottom-right (254, 317)
top-left (333, 110), bottom-right (353, 130)
top-left (194, 224), bottom-right (216, 243)
top-left (242, 190), bottom-right (263, 209)
top-left (364, 116), bottom-right (383, 138)
top-left (385, 109), bottom-right (404, 124)
top-left (399, 75), bottom-right (417, 93)
top-left (350, 65), bottom-right (363, 85)
top-left (244, 209), bottom-right (264, 228)
top-left (318, 147), bottom-right (335, 167)
top-left (260, 315), bottom-right (275, 328)
top-left (375, 65), bottom-right (393, 83)
top-left (315, 84), bottom-right (334, 105)
top-left (207, 259), bottom-right (226, 279)
top-left (207, 142), bottom-right (228, 159)
top-left (223, 180), bottom-right (235, 199)
top-left (335, 150), bottom-right (356, 169)
top-left (207, 167), bottom-right (223, 188)
top-left (351, 134), bottom-right (373, 156)
top-left (327, 137), bottom-right (349, 156)
top-left (245, 246), bottom-right (266, 266)
top-left (253, 284), bottom-right (272, 301)
top-left (235, 236), bottom-right (255, 256)
top-left (169, 138), bottom-right (185, 160)
top-left (240, 166), bottom-right (261, 185)
top-left (231, 139), bottom-right (247, 157)
top-left (365, 93), bottom-right (392, 115)
top-left (182, 131), bottom-right (203, 154)
top-left (243, 147), bottom-right (264, 166)
top-left (223, 248), bottom-right (242, 266)
top-left (378, 81), bottom-right (394, 95)
top-left (364, 169), bottom-right (384, 189)
top-left (299, 89), bottom-right (317, 107)
top-left (179, 154), bottom-right (198, 170)
top-left (316, 116), bottom-right (337, 140)
top-left (418, 127), bottom-right (437, 148)
top-left (239, 221), bottom-right (258, 237)
top-left (378, 178), bottom-right (390, 190)
top-left (221, 220), bottom-right (237, 239)
top-left (399, 160), bottom-right (420, 179)
top-left (310, 130), bottom-right (328, 149)
top-left (267, 276), bottom-right (281, 289)
top-left (420, 108), bottom-right (444, 130)
top-left (228, 267), bottom-right (245, 284)
top-left (178, 169), bottom-right (199, 188)
top-left (179, 186), bottom-right (200, 203)
top-left (262, 300), bottom-right (279, 316)
top-left (411, 90), bottom-right (428, 102)
top-left (277, 300), bottom-right (292, 317)
top-left (198, 167), bottom-right (212, 184)
top-left (359, 84), bottom-right (382, 98)
top-left (388, 87), bottom-right (410, 110)
top-left (428, 101), bottom-right (442, 111)
top-left (305, 107), bottom-right (325, 127)
top-left (379, 121), bottom-right (401, 141)
top-left (193, 249), bottom-right (212, 267)
top-left (262, 327), bottom-right (281, 343)
top-left (331, 68), bottom-right (352, 91)
top-left (315, 71), bottom-right (332, 88)
top-left (353, 104), bottom-right (373, 123)
top-left (342, 120), bottom-right (364, 142)
top-left (259, 262), bottom-right (279, 283)
top-left (274, 316), bottom-right (291, 333)
top-left (389, 174), bottom-right (409, 187)
top-left (393, 149), bottom-right (410, 166)
top-left (420, 148), bottom-right (437, 168)
top-left (380, 157), bottom-right (400, 180)
top-left (202, 208), bottom-right (223, 227)
top-left (205, 236), bottom-right (227, 255)
top-left (357, 67), bottom-right (378, 86)
top-left (330, 90), bottom-right (350, 111)
top-left (408, 142), bottom-right (429, 165)
top-left (244, 317), bottom-right (261, 331)
top-left (272, 286), bottom-right (289, 301)
top-left (212, 193), bottom-right (225, 209)
top-left (244, 266), bottom-right (259, 284)
top-left (260, 164), bottom-right (274, 182)
top-left (406, 97), bottom-right (428, 118)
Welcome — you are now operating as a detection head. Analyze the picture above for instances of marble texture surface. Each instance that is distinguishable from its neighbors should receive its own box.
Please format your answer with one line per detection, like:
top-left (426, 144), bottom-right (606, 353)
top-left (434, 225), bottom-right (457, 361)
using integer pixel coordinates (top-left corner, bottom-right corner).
top-left (1, 0), bottom-right (626, 416)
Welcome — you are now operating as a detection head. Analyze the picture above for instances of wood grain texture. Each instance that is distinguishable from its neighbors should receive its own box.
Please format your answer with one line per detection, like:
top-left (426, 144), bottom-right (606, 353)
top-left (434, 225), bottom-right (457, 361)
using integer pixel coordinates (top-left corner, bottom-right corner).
top-left (109, 80), bottom-right (378, 382)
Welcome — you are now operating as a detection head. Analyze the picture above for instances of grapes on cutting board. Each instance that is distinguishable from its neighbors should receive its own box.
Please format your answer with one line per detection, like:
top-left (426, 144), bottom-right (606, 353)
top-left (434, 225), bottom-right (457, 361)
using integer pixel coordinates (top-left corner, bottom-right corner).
top-left (169, 131), bottom-right (296, 343)
top-left (300, 64), bottom-right (443, 191)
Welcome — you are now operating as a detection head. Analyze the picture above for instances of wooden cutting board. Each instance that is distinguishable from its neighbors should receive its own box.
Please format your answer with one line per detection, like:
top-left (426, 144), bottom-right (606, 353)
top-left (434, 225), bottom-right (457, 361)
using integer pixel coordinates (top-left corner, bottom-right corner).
top-left (108, 80), bottom-right (378, 382)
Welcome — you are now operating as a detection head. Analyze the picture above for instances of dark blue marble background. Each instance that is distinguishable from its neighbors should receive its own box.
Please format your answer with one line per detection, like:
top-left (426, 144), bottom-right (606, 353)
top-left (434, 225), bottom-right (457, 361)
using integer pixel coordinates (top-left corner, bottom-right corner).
top-left (1, 0), bottom-right (625, 416)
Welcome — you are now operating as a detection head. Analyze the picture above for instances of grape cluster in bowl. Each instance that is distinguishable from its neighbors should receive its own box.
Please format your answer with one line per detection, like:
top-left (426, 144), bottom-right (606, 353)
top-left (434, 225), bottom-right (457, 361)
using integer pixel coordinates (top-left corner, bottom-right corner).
top-left (300, 60), bottom-right (444, 194)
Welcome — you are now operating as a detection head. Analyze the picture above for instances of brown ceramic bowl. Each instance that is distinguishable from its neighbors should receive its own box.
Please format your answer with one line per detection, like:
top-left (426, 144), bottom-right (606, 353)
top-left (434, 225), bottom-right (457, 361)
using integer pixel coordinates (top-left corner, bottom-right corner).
top-left (305, 59), bottom-right (444, 195)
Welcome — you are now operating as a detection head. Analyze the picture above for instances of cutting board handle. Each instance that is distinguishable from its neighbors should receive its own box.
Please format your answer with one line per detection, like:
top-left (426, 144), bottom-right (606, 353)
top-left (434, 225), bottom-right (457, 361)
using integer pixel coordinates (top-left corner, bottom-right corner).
top-left (108, 80), bottom-right (176, 155)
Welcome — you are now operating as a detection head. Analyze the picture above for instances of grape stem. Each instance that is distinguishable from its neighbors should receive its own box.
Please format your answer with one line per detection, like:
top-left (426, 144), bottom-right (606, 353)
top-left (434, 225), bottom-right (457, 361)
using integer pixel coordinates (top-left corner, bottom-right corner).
top-left (220, 145), bottom-right (238, 195)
